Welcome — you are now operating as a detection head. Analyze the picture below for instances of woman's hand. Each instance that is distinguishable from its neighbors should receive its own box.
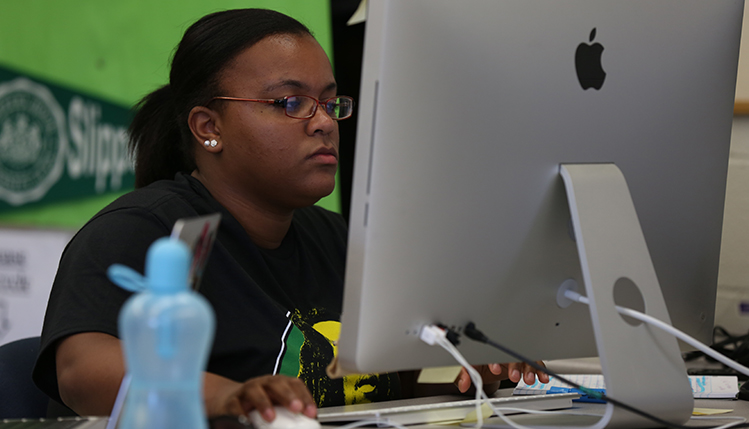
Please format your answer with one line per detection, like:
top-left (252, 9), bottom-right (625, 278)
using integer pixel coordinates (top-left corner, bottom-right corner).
top-left (455, 362), bottom-right (549, 394)
top-left (204, 374), bottom-right (317, 421)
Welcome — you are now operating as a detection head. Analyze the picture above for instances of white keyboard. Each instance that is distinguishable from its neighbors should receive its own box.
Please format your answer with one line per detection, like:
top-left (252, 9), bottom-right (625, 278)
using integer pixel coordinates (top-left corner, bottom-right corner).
top-left (317, 392), bottom-right (579, 425)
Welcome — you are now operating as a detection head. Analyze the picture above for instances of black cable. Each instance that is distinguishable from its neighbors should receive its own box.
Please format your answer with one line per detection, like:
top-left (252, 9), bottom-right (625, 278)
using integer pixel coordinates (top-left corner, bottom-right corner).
top-left (713, 327), bottom-right (749, 363)
top-left (683, 326), bottom-right (749, 380)
top-left (462, 322), bottom-right (749, 429)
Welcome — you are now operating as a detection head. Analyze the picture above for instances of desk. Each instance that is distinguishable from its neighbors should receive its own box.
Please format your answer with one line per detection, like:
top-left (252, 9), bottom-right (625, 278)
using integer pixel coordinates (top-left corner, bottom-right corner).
top-left (474, 398), bottom-right (749, 428)
top-left (388, 389), bottom-right (749, 429)
top-left (3, 392), bottom-right (749, 428)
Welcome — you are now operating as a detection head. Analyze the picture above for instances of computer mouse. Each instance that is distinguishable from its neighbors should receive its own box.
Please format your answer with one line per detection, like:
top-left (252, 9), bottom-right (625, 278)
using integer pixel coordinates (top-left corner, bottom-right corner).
top-left (248, 407), bottom-right (321, 429)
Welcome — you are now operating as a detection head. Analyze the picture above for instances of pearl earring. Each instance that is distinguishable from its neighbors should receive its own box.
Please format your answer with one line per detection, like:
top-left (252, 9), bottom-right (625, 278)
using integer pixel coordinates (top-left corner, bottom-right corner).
top-left (210, 139), bottom-right (218, 148)
top-left (203, 140), bottom-right (210, 147)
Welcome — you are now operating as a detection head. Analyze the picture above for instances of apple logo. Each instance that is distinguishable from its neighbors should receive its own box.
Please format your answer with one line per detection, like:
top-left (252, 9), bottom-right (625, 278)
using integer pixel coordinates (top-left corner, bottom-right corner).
top-left (575, 28), bottom-right (606, 90)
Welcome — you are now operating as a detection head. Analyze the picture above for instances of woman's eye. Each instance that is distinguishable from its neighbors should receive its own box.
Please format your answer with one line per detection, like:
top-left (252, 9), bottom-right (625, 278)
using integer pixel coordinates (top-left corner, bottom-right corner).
top-left (327, 101), bottom-right (340, 111)
top-left (286, 99), bottom-right (302, 112)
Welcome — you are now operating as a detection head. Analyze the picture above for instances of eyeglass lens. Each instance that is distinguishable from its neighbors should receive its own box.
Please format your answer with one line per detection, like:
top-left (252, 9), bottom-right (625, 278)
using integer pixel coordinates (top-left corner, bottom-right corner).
top-left (284, 96), bottom-right (353, 119)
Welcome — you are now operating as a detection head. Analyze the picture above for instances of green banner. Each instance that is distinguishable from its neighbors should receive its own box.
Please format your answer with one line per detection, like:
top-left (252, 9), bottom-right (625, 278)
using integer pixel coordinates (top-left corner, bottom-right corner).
top-left (0, 0), bottom-right (338, 225)
top-left (0, 66), bottom-right (134, 212)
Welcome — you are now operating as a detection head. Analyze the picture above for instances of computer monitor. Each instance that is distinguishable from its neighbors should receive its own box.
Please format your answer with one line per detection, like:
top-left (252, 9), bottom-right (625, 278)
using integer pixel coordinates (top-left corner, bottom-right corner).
top-left (336, 1), bottom-right (743, 427)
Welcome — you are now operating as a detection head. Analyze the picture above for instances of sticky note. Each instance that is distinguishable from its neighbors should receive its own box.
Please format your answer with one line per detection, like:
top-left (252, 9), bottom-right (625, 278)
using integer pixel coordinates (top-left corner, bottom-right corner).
top-left (418, 365), bottom-right (463, 384)
top-left (693, 408), bottom-right (733, 416)
top-left (462, 402), bottom-right (494, 423)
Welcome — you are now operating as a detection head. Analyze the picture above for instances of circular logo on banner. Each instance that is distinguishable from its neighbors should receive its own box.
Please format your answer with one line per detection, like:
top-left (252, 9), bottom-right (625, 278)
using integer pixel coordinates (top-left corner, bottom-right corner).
top-left (0, 77), bottom-right (67, 206)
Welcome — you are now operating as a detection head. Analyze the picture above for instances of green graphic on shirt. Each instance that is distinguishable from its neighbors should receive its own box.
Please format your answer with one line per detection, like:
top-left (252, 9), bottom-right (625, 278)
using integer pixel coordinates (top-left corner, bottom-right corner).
top-left (278, 323), bottom-right (304, 378)
top-left (277, 309), bottom-right (400, 407)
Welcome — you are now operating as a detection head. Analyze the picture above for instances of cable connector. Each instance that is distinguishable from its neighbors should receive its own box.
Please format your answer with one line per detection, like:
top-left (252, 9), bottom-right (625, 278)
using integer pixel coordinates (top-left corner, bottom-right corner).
top-left (436, 324), bottom-right (461, 345)
top-left (464, 322), bottom-right (488, 343)
top-left (563, 289), bottom-right (589, 304)
top-left (419, 324), bottom-right (447, 346)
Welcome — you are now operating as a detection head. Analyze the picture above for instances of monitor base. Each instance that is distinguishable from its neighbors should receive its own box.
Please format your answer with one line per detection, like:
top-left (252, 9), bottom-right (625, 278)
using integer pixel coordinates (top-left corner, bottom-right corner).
top-left (559, 163), bottom-right (693, 428)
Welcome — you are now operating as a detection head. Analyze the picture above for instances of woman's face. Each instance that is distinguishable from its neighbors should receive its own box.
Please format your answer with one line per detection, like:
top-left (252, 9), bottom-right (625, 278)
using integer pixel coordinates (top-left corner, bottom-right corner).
top-left (211, 34), bottom-right (340, 210)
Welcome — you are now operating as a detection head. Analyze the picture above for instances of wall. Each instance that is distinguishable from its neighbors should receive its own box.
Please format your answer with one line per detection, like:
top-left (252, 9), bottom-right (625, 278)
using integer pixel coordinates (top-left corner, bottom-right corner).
top-left (713, 4), bottom-right (749, 335)
top-left (716, 115), bottom-right (749, 334)
top-left (735, 4), bottom-right (749, 104)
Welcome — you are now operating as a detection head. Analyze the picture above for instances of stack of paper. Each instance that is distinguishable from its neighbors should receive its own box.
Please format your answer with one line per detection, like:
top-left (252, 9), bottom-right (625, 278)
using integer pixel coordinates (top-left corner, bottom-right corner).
top-left (514, 374), bottom-right (739, 400)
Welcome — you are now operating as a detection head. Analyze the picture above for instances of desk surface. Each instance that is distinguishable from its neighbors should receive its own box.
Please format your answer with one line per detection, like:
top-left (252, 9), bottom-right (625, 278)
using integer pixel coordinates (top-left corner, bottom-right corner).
top-left (487, 398), bottom-right (749, 428)
top-left (3, 392), bottom-right (748, 428)
top-left (372, 389), bottom-right (749, 429)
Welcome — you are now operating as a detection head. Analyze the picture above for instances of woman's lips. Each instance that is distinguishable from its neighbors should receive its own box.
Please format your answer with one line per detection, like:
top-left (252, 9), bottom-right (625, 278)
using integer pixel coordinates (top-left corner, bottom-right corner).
top-left (309, 148), bottom-right (338, 164)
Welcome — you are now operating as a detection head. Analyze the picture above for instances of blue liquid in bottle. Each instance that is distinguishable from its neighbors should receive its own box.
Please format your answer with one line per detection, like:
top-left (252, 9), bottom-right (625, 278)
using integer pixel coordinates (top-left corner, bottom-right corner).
top-left (118, 238), bottom-right (215, 429)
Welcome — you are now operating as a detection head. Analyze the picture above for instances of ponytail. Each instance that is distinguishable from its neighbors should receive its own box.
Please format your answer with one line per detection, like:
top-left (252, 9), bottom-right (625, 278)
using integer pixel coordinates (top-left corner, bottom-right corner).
top-left (128, 84), bottom-right (196, 188)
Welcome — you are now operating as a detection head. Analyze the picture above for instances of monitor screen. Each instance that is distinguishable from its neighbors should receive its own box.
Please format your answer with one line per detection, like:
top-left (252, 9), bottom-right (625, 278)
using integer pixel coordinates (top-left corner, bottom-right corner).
top-left (337, 0), bottom-right (743, 382)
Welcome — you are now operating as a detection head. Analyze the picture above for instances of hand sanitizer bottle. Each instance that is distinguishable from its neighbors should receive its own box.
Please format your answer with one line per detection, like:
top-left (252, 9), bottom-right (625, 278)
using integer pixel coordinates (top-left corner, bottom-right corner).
top-left (118, 238), bottom-right (215, 429)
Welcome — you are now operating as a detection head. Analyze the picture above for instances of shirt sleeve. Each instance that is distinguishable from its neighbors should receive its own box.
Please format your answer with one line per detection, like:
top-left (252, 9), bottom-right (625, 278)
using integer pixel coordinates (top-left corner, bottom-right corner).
top-left (32, 206), bottom-right (171, 403)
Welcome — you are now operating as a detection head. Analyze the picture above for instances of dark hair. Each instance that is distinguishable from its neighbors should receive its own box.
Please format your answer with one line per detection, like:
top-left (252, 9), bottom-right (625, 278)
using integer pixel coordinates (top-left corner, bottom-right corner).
top-left (128, 9), bottom-right (313, 188)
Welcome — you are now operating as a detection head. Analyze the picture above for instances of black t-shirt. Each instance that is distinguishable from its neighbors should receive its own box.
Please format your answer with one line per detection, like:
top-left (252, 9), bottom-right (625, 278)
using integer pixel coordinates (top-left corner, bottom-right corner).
top-left (33, 173), bottom-right (400, 408)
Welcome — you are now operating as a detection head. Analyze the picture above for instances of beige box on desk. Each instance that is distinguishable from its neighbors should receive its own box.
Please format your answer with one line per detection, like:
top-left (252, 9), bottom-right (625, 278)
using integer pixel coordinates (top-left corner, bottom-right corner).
top-left (715, 285), bottom-right (749, 336)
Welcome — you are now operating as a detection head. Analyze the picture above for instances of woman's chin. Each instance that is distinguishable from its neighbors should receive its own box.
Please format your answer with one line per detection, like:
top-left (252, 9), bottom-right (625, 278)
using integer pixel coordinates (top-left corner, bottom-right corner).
top-left (291, 181), bottom-right (337, 208)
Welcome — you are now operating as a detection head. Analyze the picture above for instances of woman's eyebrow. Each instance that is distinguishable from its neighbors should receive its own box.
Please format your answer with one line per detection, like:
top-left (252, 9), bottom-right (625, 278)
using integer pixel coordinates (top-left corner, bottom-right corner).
top-left (265, 79), bottom-right (307, 92)
top-left (264, 79), bottom-right (338, 93)
top-left (322, 82), bottom-right (338, 93)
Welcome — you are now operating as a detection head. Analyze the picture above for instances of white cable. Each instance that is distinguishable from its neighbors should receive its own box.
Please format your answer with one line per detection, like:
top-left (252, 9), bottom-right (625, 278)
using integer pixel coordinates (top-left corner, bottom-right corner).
top-left (484, 399), bottom-right (600, 429)
top-left (457, 406), bottom-right (605, 428)
top-left (564, 290), bottom-right (749, 378)
top-left (437, 332), bottom-right (611, 427)
top-left (335, 417), bottom-right (411, 429)
top-left (420, 325), bottom-right (492, 428)
top-left (491, 407), bottom-right (602, 418)
top-left (425, 326), bottom-right (540, 429)
top-left (434, 334), bottom-right (487, 429)
top-left (428, 327), bottom-right (608, 429)
top-left (690, 416), bottom-right (747, 429)
top-left (466, 407), bottom-right (749, 429)
top-left (425, 324), bottom-right (739, 429)
top-left (471, 412), bottom-right (748, 429)
top-left (425, 316), bottom-right (749, 429)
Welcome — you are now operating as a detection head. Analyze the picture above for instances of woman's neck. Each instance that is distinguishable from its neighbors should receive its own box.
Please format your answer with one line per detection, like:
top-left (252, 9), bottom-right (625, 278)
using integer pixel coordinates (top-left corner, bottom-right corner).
top-left (191, 171), bottom-right (293, 249)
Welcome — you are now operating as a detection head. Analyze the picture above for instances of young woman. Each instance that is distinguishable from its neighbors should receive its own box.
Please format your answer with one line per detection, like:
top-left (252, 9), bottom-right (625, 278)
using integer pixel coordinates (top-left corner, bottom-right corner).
top-left (33, 8), bottom-right (546, 422)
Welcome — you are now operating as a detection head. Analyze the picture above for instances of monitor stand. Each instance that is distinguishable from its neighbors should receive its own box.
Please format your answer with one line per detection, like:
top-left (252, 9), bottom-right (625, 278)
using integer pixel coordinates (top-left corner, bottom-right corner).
top-left (557, 163), bottom-right (694, 429)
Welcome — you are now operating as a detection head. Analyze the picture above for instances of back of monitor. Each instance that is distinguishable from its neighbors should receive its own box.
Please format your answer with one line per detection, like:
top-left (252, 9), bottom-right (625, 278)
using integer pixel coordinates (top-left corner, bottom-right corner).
top-left (339, 0), bottom-right (742, 375)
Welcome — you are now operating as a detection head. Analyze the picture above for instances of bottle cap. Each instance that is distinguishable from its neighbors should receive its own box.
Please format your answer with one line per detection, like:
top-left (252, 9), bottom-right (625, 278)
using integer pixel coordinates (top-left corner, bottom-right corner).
top-left (145, 237), bottom-right (190, 294)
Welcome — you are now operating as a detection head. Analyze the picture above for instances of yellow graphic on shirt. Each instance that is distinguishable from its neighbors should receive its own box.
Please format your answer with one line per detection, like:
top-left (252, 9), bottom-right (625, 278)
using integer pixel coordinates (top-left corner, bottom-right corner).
top-left (312, 320), bottom-right (376, 404)
top-left (283, 308), bottom-right (399, 407)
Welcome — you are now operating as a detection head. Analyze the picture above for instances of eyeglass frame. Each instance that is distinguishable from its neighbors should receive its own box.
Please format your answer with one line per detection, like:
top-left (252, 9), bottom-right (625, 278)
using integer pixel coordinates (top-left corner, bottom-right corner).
top-left (209, 95), bottom-right (355, 120)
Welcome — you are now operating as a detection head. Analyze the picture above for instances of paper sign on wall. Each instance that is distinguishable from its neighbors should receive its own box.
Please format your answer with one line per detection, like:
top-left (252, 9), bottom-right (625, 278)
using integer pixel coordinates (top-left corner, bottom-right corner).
top-left (0, 227), bottom-right (73, 346)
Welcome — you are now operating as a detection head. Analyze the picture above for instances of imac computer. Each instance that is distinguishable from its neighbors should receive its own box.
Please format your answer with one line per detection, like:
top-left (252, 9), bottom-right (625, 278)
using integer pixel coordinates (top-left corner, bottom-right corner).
top-left (335, 1), bottom-right (744, 427)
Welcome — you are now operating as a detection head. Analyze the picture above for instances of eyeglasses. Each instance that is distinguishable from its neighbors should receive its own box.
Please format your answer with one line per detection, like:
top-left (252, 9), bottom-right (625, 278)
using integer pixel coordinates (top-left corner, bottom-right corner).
top-left (210, 95), bottom-right (355, 120)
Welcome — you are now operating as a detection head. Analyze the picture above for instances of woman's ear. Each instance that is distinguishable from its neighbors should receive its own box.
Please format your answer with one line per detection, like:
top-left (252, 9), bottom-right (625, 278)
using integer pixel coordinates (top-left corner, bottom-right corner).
top-left (188, 106), bottom-right (222, 152)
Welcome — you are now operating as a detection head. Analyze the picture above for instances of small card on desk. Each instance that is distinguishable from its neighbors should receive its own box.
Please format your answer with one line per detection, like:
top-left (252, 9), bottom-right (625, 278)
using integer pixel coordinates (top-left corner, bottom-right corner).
top-left (514, 374), bottom-right (740, 400)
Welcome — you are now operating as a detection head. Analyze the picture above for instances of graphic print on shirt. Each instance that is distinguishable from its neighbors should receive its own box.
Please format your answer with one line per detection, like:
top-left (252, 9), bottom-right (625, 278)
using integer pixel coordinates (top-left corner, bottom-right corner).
top-left (275, 308), bottom-right (399, 407)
